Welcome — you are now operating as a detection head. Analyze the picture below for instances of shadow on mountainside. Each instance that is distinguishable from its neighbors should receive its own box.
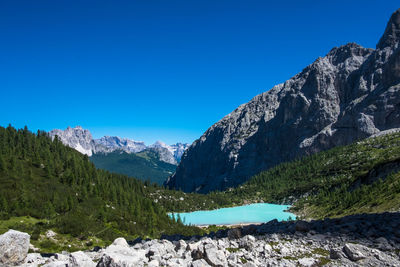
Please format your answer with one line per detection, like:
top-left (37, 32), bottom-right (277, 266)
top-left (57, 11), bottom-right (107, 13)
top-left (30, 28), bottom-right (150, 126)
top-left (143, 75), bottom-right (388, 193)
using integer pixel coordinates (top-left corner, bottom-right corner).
top-left (147, 212), bottom-right (400, 248)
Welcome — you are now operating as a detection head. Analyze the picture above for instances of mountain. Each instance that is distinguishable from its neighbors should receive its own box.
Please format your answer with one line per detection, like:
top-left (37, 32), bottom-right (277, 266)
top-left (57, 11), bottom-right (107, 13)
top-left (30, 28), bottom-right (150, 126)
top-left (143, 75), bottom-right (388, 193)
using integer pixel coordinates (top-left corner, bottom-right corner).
top-left (148, 141), bottom-right (190, 165)
top-left (95, 136), bottom-right (147, 153)
top-left (48, 126), bottom-right (189, 164)
top-left (48, 126), bottom-right (99, 156)
top-left (0, 126), bottom-right (203, 250)
top-left (90, 150), bottom-right (177, 185)
top-left (167, 9), bottom-right (400, 193)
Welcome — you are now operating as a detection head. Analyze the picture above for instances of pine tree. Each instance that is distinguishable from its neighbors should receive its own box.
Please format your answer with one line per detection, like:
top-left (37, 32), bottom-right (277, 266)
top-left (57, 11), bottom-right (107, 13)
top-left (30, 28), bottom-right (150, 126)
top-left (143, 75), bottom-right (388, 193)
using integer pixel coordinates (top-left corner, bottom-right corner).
top-left (0, 155), bottom-right (5, 171)
top-left (0, 195), bottom-right (8, 212)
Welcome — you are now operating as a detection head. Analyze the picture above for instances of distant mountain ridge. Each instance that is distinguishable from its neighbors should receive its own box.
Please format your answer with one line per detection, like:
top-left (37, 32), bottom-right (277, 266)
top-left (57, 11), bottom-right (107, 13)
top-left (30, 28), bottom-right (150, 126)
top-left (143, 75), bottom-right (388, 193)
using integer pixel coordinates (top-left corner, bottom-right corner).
top-left (48, 126), bottom-right (189, 165)
top-left (167, 9), bottom-right (400, 193)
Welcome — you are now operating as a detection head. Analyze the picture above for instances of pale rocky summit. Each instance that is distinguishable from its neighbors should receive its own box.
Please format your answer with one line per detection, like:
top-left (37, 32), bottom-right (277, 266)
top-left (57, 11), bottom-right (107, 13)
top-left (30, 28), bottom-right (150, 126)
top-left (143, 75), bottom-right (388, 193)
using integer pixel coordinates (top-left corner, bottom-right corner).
top-left (0, 229), bottom-right (30, 266)
top-left (167, 9), bottom-right (400, 193)
top-left (49, 126), bottom-right (99, 156)
top-left (48, 126), bottom-right (189, 164)
top-left (95, 136), bottom-right (147, 153)
top-left (149, 141), bottom-right (190, 165)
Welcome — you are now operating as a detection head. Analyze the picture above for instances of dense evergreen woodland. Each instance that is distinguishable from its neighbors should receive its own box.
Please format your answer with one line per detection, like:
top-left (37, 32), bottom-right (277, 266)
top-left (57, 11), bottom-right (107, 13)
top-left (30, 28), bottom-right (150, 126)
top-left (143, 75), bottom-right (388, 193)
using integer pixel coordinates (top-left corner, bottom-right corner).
top-left (90, 150), bottom-right (177, 186)
top-left (0, 125), bottom-right (202, 250)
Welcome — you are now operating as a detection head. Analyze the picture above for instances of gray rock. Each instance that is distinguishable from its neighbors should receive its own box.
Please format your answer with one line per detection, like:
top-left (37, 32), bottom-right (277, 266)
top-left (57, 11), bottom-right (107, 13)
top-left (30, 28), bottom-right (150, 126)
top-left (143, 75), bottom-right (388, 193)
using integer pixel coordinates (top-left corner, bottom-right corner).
top-left (167, 8), bottom-right (400, 193)
top-left (148, 259), bottom-right (160, 266)
top-left (112, 237), bottom-right (129, 247)
top-left (343, 243), bottom-right (366, 261)
top-left (97, 242), bottom-right (148, 267)
top-left (23, 253), bottom-right (46, 266)
top-left (97, 252), bottom-right (147, 267)
top-left (227, 228), bottom-right (242, 240)
top-left (42, 261), bottom-right (70, 267)
top-left (0, 229), bottom-right (30, 266)
top-left (297, 257), bottom-right (317, 267)
top-left (69, 251), bottom-right (96, 267)
top-left (191, 259), bottom-right (211, 267)
top-left (175, 239), bottom-right (187, 252)
top-left (330, 248), bottom-right (345, 259)
top-left (204, 243), bottom-right (226, 266)
top-left (295, 221), bottom-right (311, 232)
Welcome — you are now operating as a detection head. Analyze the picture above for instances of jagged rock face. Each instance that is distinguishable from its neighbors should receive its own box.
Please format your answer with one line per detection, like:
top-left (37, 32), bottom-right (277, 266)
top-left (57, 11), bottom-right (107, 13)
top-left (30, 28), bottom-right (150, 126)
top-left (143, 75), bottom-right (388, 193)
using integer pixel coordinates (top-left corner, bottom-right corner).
top-left (170, 143), bottom-right (190, 162)
top-left (167, 9), bottom-right (400, 193)
top-left (148, 145), bottom-right (178, 165)
top-left (95, 136), bottom-right (147, 153)
top-left (49, 126), bottom-right (99, 156)
top-left (149, 141), bottom-right (190, 165)
top-left (48, 127), bottom-right (189, 164)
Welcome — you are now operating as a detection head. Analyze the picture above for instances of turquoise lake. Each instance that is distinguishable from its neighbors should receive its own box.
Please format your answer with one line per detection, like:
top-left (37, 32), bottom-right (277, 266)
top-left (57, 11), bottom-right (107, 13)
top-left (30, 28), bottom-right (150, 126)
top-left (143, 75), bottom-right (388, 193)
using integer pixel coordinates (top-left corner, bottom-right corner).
top-left (169, 203), bottom-right (296, 226)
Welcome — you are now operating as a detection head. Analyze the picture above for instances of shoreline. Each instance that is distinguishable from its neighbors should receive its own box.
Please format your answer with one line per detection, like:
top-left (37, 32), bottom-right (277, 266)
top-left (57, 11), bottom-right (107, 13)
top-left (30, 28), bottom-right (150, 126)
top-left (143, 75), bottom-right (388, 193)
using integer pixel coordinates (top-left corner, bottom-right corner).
top-left (169, 202), bottom-right (296, 228)
top-left (196, 222), bottom-right (264, 228)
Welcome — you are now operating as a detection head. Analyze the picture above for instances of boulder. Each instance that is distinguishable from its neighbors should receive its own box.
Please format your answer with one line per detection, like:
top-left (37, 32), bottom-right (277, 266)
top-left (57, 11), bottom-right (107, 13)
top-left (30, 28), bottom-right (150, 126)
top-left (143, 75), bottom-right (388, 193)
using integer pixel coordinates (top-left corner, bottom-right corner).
top-left (42, 261), bottom-right (69, 267)
top-left (191, 259), bottom-right (211, 267)
top-left (69, 251), bottom-right (96, 267)
top-left (175, 239), bottom-right (187, 252)
top-left (204, 243), bottom-right (227, 267)
top-left (148, 259), bottom-right (160, 266)
top-left (343, 243), bottom-right (366, 261)
top-left (97, 252), bottom-right (147, 267)
top-left (330, 248), bottom-right (345, 259)
top-left (0, 229), bottom-right (30, 265)
top-left (238, 235), bottom-right (256, 250)
top-left (97, 242), bottom-right (148, 267)
top-left (23, 253), bottom-right (46, 266)
top-left (298, 257), bottom-right (317, 267)
top-left (112, 237), bottom-right (129, 247)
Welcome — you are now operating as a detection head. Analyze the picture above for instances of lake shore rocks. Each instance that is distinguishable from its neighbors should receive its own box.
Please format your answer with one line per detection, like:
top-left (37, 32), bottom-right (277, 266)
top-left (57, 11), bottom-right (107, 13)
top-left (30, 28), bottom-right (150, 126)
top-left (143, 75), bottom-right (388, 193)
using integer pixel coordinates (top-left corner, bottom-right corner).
top-left (6, 212), bottom-right (400, 266)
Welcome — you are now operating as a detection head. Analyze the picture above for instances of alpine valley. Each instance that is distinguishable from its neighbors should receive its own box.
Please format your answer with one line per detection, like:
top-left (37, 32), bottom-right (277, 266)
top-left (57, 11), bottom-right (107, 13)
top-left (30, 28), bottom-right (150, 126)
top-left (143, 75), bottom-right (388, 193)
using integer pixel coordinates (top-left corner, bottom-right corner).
top-left (3, 7), bottom-right (400, 267)
top-left (48, 126), bottom-right (189, 185)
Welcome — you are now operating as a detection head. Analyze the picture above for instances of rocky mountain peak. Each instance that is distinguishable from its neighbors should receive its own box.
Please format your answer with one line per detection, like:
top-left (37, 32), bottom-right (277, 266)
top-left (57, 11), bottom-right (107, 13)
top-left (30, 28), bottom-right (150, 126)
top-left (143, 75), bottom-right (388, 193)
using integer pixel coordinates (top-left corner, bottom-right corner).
top-left (49, 126), bottom-right (95, 156)
top-left (377, 9), bottom-right (400, 49)
top-left (326, 43), bottom-right (373, 66)
top-left (167, 9), bottom-right (400, 193)
top-left (48, 126), bottom-right (189, 164)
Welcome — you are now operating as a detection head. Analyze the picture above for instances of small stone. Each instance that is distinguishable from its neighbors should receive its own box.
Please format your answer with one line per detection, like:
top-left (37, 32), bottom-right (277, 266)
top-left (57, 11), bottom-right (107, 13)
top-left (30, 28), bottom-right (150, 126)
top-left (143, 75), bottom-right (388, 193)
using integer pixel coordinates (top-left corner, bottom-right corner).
top-left (45, 230), bottom-right (57, 239)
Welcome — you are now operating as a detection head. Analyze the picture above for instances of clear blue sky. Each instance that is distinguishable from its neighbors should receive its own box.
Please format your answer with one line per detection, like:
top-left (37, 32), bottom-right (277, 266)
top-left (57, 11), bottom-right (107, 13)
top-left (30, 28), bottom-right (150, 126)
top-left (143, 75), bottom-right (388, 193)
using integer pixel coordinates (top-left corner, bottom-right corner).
top-left (0, 1), bottom-right (398, 145)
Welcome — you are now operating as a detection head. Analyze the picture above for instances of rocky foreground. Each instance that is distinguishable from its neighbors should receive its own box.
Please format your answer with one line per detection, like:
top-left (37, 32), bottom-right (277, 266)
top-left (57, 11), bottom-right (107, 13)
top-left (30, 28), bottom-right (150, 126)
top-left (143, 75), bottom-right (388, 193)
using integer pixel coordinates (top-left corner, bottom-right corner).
top-left (2, 212), bottom-right (400, 266)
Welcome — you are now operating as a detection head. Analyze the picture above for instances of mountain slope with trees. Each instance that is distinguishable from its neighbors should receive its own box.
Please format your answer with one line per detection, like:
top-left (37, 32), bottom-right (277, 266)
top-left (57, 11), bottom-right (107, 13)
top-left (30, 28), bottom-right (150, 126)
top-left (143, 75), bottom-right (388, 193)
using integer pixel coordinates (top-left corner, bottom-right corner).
top-left (90, 150), bottom-right (176, 185)
top-left (0, 125), bottom-right (202, 251)
top-left (218, 130), bottom-right (400, 219)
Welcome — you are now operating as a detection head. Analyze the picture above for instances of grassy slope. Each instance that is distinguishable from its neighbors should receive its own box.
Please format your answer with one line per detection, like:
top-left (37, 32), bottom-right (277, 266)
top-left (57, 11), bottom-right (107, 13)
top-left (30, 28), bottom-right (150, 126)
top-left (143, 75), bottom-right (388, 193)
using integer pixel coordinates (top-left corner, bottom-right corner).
top-left (90, 150), bottom-right (176, 185)
top-left (218, 132), bottom-right (400, 219)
